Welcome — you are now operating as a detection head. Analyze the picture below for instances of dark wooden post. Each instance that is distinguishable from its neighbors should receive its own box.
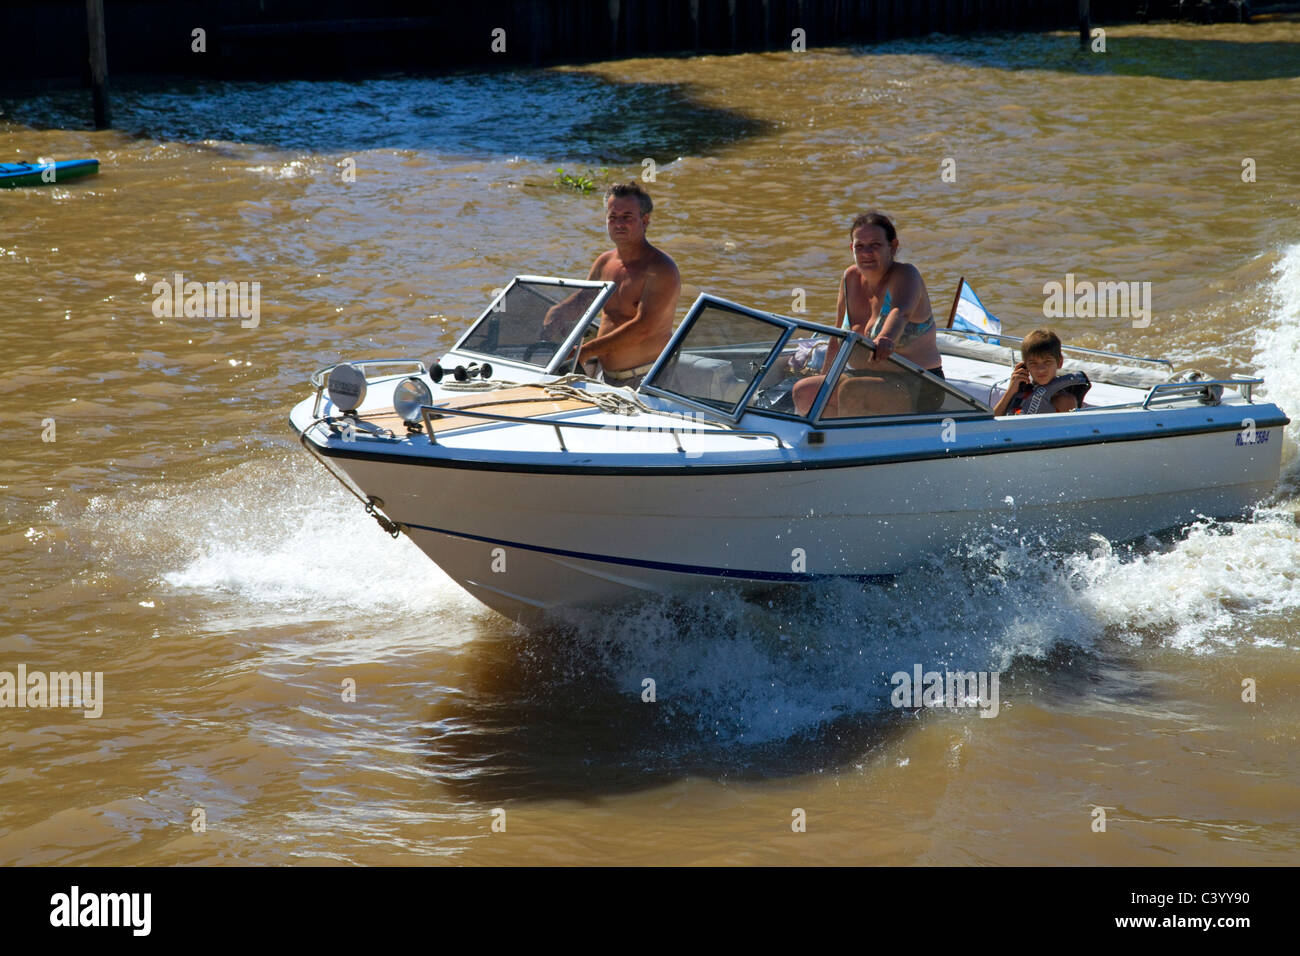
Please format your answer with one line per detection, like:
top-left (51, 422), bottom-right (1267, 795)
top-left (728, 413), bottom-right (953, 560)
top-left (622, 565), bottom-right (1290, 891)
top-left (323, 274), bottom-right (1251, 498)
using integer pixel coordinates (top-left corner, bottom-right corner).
top-left (1078, 0), bottom-right (1090, 49)
top-left (946, 277), bottom-right (965, 329)
top-left (86, 0), bottom-right (110, 128)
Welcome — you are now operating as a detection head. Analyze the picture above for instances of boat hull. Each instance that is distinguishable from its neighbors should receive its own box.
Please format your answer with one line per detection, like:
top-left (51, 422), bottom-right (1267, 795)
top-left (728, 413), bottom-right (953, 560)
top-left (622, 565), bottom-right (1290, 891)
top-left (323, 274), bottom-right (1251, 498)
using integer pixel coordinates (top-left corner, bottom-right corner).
top-left (323, 422), bottom-right (1285, 622)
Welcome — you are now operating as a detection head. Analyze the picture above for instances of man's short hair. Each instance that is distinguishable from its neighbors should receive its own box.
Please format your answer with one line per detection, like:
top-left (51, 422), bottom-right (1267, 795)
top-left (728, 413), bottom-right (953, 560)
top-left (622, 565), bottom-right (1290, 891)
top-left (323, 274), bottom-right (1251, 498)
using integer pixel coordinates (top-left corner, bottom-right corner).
top-left (1022, 328), bottom-right (1064, 363)
top-left (605, 181), bottom-right (653, 216)
top-left (849, 210), bottom-right (897, 243)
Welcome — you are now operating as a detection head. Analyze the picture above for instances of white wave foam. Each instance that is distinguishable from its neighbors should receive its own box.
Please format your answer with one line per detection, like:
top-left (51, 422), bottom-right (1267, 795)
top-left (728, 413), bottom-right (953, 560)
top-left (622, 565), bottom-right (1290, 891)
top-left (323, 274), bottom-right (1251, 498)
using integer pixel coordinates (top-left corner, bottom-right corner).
top-left (543, 540), bottom-right (1100, 746)
top-left (538, 502), bottom-right (1300, 744)
top-left (1065, 512), bottom-right (1300, 651)
top-left (163, 500), bottom-right (469, 622)
top-left (81, 455), bottom-right (482, 628)
top-left (1252, 243), bottom-right (1300, 471)
top-left (1061, 244), bottom-right (1300, 651)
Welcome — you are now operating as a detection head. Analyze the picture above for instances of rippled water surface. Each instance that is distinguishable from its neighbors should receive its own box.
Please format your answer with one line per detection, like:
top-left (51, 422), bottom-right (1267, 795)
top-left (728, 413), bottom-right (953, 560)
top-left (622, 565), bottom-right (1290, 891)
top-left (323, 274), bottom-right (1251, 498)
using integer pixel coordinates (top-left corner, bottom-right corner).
top-left (3, 21), bottom-right (1299, 865)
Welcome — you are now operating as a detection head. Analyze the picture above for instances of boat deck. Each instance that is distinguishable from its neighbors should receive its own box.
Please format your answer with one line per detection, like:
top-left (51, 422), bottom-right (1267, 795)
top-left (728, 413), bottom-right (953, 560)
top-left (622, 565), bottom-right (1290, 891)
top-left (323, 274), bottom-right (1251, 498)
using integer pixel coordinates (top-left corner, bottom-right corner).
top-left (357, 386), bottom-right (593, 434)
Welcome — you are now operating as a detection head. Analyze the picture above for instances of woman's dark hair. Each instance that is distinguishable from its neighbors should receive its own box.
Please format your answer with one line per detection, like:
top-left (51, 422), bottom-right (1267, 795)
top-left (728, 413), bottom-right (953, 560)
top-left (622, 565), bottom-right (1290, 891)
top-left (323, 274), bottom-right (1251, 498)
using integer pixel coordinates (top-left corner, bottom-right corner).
top-left (849, 210), bottom-right (897, 243)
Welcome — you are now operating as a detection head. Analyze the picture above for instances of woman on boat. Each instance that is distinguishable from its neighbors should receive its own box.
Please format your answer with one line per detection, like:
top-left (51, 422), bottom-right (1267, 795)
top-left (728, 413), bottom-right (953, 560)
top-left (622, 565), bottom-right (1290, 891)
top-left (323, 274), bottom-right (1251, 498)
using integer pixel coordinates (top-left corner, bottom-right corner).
top-left (793, 211), bottom-right (944, 417)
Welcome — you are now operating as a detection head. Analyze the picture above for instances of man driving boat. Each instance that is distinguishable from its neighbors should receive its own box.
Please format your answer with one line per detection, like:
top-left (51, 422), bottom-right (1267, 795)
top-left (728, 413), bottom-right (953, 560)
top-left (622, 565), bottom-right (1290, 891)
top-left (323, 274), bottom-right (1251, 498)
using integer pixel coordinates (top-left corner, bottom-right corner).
top-left (544, 181), bottom-right (681, 389)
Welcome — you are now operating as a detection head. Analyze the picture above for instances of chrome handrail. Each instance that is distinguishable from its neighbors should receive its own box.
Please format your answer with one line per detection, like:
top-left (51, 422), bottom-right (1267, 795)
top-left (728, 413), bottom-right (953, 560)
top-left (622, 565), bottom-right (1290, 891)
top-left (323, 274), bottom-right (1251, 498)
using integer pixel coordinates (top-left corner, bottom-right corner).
top-left (938, 328), bottom-right (1174, 370)
top-left (310, 358), bottom-right (427, 388)
top-left (418, 404), bottom-right (788, 452)
top-left (1140, 378), bottom-right (1262, 408)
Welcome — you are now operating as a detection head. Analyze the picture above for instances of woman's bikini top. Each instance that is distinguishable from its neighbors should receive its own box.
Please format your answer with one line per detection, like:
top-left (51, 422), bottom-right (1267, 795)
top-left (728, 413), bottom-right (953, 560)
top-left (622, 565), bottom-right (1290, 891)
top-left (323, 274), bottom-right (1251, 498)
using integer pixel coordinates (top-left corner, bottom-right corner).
top-left (842, 273), bottom-right (936, 348)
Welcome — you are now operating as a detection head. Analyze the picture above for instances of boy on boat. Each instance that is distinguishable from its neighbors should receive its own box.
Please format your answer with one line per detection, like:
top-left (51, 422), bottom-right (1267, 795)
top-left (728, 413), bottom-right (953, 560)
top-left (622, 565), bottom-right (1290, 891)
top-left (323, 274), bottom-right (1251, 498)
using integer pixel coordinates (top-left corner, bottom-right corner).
top-left (992, 328), bottom-right (1090, 415)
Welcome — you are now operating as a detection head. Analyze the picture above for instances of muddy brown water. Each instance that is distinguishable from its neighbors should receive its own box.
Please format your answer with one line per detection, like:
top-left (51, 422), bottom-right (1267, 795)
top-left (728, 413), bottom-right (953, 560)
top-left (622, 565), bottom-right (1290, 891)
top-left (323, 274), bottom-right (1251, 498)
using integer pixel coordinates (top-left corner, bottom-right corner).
top-left (2, 21), bottom-right (1299, 865)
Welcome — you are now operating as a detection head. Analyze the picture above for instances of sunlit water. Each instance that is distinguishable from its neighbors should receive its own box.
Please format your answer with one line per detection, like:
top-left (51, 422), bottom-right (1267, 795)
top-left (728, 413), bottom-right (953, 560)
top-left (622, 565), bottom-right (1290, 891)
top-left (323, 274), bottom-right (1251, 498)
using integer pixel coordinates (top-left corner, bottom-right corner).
top-left (3, 21), bottom-right (1299, 865)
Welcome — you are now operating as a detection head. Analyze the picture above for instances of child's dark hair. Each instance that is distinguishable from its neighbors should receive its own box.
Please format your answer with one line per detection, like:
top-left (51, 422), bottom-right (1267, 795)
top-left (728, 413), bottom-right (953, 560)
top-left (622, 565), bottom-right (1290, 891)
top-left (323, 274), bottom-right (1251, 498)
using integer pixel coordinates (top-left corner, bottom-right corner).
top-left (1021, 328), bottom-right (1063, 363)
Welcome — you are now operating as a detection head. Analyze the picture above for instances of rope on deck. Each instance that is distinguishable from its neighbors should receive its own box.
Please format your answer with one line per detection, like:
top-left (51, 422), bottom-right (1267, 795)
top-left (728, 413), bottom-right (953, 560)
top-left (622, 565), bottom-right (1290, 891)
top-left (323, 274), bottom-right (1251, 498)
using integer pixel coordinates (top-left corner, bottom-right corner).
top-left (439, 372), bottom-right (651, 416)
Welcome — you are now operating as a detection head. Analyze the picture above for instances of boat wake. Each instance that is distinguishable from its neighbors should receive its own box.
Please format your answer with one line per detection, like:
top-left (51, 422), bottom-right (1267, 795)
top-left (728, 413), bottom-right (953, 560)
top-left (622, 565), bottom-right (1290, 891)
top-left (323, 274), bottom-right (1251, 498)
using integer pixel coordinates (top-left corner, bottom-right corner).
top-left (1253, 241), bottom-right (1300, 487)
top-left (509, 504), bottom-right (1297, 750)
top-left (77, 453), bottom-right (485, 635)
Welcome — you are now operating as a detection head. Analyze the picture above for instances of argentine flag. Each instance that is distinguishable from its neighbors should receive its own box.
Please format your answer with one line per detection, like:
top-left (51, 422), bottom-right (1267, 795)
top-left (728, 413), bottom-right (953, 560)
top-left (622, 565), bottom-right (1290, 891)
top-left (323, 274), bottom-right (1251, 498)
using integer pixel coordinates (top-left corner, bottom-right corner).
top-left (948, 278), bottom-right (1002, 341)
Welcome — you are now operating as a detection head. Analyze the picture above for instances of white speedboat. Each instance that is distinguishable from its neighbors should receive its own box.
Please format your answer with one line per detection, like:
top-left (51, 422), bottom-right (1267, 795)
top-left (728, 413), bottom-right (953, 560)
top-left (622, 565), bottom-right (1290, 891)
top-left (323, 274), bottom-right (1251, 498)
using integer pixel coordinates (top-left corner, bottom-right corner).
top-left (289, 275), bottom-right (1289, 623)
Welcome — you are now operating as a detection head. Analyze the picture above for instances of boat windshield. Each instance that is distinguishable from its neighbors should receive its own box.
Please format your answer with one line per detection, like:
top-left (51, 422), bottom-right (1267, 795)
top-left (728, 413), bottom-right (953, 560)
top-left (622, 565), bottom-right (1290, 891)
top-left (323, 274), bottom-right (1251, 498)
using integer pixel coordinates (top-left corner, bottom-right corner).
top-left (814, 340), bottom-right (988, 421)
top-left (453, 277), bottom-right (611, 372)
top-left (646, 294), bottom-right (991, 421)
top-left (646, 301), bottom-right (790, 414)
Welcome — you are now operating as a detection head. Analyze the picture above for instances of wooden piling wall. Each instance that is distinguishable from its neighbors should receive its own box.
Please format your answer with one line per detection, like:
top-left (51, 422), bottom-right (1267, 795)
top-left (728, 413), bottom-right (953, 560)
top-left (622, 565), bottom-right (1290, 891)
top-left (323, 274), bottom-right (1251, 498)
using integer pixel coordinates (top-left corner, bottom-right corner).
top-left (0, 0), bottom-right (1253, 93)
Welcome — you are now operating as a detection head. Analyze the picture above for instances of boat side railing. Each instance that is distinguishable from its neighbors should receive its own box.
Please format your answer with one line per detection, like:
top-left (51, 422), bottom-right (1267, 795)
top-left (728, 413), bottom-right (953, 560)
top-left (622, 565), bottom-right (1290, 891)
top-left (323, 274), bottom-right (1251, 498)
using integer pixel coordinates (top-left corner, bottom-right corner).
top-left (938, 328), bottom-right (1174, 370)
top-left (1071, 379), bottom-right (1265, 412)
top-left (1140, 378), bottom-right (1262, 408)
top-left (417, 404), bottom-right (789, 453)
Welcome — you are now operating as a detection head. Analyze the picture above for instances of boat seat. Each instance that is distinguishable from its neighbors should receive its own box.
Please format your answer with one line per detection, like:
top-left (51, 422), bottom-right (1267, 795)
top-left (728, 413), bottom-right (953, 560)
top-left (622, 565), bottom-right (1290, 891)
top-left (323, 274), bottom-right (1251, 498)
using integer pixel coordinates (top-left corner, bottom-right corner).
top-left (946, 378), bottom-right (996, 407)
top-left (661, 352), bottom-right (751, 407)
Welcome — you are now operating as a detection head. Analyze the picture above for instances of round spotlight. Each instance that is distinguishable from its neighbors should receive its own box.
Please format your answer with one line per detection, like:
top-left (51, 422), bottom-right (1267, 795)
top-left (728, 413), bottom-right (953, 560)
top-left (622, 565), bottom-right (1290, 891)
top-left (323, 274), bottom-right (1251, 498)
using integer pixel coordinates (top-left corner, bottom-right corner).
top-left (393, 376), bottom-right (433, 425)
top-left (326, 363), bottom-right (367, 413)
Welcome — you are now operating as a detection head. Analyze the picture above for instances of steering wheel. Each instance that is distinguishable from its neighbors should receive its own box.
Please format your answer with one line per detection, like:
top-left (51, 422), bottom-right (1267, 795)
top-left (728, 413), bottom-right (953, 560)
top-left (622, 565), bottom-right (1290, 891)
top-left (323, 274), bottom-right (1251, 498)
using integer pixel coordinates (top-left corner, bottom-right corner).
top-left (751, 380), bottom-right (796, 412)
top-left (522, 340), bottom-right (560, 364)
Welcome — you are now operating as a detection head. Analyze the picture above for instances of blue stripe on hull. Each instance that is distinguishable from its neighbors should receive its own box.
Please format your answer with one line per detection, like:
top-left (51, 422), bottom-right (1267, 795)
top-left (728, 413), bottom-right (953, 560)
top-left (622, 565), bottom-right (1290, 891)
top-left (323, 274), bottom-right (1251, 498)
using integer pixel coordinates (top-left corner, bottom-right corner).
top-left (403, 521), bottom-right (891, 585)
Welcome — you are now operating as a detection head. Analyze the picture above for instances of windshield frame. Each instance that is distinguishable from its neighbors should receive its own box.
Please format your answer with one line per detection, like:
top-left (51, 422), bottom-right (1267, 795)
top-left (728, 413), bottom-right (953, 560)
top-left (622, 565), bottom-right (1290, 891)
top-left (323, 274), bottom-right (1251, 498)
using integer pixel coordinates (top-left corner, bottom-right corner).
top-left (642, 293), bottom-right (994, 425)
top-left (639, 294), bottom-right (810, 422)
top-left (811, 336), bottom-right (993, 425)
top-left (447, 275), bottom-right (615, 375)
